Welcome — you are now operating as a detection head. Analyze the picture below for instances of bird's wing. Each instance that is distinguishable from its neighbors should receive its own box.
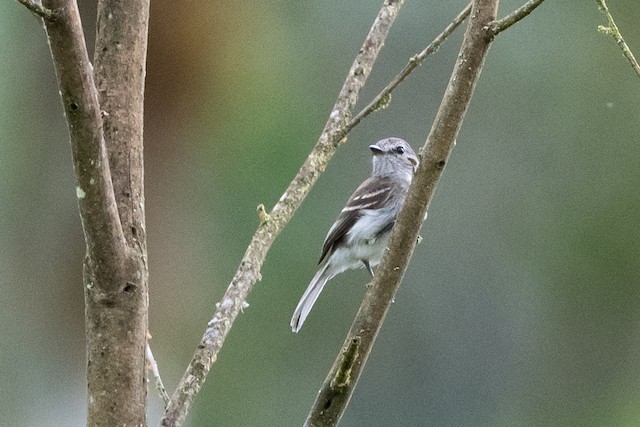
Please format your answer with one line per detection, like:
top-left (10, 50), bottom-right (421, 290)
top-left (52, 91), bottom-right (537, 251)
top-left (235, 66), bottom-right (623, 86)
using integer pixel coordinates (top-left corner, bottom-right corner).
top-left (318, 175), bottom-right (395, 264)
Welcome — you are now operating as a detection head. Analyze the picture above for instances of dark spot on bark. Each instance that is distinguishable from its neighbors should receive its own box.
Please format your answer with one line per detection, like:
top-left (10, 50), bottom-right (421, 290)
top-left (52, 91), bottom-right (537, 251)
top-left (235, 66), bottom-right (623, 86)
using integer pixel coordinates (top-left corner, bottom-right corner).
top-left (69, 102), bottom-right (79, 112)
top-left (436, 160), bottom-right (446, 169)
top-left (131, 226), bottom-right (137, 236)
top-left (323, 397), bottom-right (333, 411)
top-left (123, 282), bottom-right (136, 294)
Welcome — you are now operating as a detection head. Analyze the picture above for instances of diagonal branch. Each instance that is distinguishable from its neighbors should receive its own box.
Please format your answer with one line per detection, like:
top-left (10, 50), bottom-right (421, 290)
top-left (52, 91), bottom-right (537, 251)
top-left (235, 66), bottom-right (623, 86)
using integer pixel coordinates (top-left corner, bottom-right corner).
top-left (41, 0), bottom-right (126, 286)
top-left (348, 1), bottom-right (473, 131)
top-left (305, 0), bottom-right (500, 424)
top-left (147, 342), bottom-right (170, 406)
top-left (596, 0), bottom-right (640, 78)
top-left (16, 0), bottom-right (55, 19)
top-left (490, 0), bottom-right (546, 35)
top-left (160, 1), bottom-right (406, 425)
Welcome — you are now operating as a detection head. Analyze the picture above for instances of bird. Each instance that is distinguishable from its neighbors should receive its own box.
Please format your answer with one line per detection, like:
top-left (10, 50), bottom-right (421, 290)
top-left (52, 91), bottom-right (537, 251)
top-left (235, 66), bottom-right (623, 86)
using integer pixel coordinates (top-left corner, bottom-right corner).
top-left (290, 137), bottom-right (419, 333)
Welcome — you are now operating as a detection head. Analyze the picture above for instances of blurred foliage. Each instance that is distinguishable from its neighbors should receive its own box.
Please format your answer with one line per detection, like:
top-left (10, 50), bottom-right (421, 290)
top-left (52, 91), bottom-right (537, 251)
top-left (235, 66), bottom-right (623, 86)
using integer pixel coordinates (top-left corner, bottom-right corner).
top-left (1, 0), bottom-right (640, 426)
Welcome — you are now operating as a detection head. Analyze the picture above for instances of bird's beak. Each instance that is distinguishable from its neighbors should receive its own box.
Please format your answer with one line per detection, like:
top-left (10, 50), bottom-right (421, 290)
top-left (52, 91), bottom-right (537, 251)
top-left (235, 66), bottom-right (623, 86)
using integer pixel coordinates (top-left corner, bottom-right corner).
top-left (369, 144), bottom-right (384, 155)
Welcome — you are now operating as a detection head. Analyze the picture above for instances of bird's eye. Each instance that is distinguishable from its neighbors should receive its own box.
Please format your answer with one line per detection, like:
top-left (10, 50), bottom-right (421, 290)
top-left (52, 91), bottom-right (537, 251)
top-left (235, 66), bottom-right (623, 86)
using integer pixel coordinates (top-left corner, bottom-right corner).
top-left (395, 146), bottom-right (405, 154)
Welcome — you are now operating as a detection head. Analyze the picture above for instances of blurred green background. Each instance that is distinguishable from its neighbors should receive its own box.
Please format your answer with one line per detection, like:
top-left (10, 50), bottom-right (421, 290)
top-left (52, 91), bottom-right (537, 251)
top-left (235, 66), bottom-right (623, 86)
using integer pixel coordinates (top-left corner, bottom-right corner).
top-left (2, 1), bottom-right (640, 426)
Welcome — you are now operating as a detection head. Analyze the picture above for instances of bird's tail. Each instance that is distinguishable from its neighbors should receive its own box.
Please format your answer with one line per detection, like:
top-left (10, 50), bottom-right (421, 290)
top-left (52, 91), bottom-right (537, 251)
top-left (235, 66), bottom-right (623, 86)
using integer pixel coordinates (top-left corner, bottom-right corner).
top-left (290, 262), bottom-right (332, 333)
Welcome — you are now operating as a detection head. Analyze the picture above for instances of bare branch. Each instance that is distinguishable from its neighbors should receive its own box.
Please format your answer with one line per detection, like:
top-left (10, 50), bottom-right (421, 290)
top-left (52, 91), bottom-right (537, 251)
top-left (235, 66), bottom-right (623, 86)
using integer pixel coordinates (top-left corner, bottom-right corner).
top-left (80, 0), bottom-right (151, 423)
top-left (16, 0), bottom-right (55, 19)
top-left (160, 1), bottom-right (406, 425)
top-left (306, 0), bottom-right (500, 424)
top-left (94, 0), bottom-right (150, 249)
top-left (348, 1), bottom-right (472, 131)
top-left (596, 0), bottom-right (640, 78)
top-left (41, 0), bottom-right (126, 284)
top-left (43, 0), bottom-right (148, 425)
top-left (491, 0), bottom-right (546, 35)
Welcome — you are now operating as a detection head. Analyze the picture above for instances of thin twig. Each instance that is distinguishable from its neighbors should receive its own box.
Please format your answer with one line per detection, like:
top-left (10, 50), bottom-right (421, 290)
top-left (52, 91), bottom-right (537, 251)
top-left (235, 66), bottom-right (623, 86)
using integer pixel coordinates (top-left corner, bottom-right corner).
top-left (490, 0), bottom-right (546, 35)
top-left (596, 0), bottom-right (640, 78)
top-left (160, 1), bottom-right (406, 425)
top-left (146, 341), bottom-right (170, 407)
top-left (305, 0), bottom-right (500, 424)
top-left (348, 2), bottom-right (472, 131)
top-left (16, 0), bottom-right (55, 19)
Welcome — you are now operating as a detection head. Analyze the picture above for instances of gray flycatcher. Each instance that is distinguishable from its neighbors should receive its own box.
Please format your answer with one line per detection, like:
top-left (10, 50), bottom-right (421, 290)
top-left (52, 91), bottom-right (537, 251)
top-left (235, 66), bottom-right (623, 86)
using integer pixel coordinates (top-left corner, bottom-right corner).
top-left (291, 137), bottom-right (419, 332)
